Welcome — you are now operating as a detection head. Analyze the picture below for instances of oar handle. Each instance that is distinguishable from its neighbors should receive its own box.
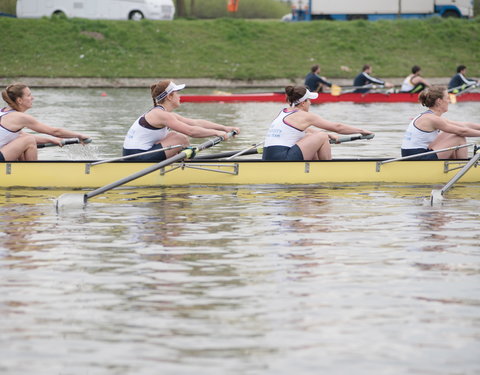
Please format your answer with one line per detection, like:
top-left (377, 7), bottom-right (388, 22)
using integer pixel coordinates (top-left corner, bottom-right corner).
top-left (330, 134), bottom-right (374, 144)
top-left (195, 130), bottom-right (238, 154)
top-left (37, 137), bottom-right (92, 148)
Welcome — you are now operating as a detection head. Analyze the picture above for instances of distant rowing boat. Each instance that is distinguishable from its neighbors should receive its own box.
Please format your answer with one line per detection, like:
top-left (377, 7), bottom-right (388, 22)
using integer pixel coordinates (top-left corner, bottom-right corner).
top-left (1, 159), bottom-right (479, 188)
top-left (180, 91), bottom-right (480, 104)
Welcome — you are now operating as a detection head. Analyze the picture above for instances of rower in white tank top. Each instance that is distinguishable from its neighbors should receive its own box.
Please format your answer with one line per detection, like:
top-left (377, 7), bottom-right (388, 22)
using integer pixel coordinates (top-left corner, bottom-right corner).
top-left (264, 109), bottom-right (305, 148)
top-left (123, 106), bottom-right (169, 150)
top-left (401, 110), bottom-right (440, 150)
top-left (400, 75), bottom-right (415, 93)
top-left (0, 108), bottom-right (20, 148)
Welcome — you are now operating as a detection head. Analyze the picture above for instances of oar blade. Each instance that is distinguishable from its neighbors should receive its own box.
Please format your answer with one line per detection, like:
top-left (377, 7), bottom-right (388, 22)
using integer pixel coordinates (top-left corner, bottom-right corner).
top-left (330, 84), bottom-right (341, 96)
top-left (55, 193), bottom-right (87, 210)
top-left (430, 189), bottom-right (444, 206)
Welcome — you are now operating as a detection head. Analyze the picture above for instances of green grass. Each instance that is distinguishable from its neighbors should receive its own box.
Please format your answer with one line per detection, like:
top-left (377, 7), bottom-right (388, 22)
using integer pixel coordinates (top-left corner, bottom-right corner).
top-left (0, 16), bottom-right (479, 80)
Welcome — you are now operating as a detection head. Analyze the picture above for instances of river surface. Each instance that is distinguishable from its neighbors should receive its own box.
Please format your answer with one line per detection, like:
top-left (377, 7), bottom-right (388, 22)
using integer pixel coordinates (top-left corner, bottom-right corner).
top-left (1, 88), bottom-right (479, 375)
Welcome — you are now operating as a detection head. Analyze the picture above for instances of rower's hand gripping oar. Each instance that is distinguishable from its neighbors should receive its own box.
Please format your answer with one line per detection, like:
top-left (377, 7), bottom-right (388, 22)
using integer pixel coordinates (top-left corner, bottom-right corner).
top-left (55, 131), bottom-right (237, 209)
top-left (37, 138), bottom-right (92, 148)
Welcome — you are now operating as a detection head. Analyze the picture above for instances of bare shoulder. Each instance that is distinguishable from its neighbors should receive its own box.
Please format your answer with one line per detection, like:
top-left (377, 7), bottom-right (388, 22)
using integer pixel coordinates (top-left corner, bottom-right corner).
top-left (417, 112), bottom-right (443, 130)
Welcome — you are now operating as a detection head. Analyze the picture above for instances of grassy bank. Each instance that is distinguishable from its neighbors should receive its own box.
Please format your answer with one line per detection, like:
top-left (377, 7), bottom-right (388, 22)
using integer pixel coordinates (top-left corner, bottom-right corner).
top-left (0, 17), bottom-right (479, 80)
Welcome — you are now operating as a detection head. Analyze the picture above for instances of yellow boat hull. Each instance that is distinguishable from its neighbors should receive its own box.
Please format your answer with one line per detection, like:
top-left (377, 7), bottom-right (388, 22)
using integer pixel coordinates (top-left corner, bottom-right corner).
top-left (1, 159), bottom-right (479, 188)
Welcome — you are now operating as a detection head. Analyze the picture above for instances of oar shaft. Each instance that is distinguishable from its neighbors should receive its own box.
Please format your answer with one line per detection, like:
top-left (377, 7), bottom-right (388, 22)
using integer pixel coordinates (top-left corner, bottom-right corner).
top-left (37, 138), bottom-right (92, 148)
top-left (330, 134), bottom-right (374, 144)
top-left (381, 143), bottom-right (473, 165)
top-left (448, 83), bottom-right (477, 93)
top-left (194, 148), bottom-right (259, 160)
top-left (84, 131), bottom-right (236, 201)
top-left (91, 144), bottom-right (183, 166)
top-left (225, 142), bottom-right (264, 160)
top-left (196, 134), bottom-right (373, 160)
top-left (85, 150), bottom-right (192, 200)
top-left (440, 152), bottom-right (480, 195)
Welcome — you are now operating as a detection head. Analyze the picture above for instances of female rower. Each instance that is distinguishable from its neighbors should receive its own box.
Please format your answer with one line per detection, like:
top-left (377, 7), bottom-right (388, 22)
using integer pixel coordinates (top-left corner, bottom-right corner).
top-left (122, 80), bottom-right (240, 161)
top-left (0, 83), bottom-right (89, 162)
top-left (262, 85), bottom-right (374, 161)
top-left (401, 86), bottom-right (480, 160)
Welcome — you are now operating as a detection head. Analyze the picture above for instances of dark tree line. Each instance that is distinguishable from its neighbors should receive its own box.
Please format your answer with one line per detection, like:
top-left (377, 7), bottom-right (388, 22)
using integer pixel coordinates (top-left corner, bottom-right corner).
top-left (175, 0), bottom-right (197, 17)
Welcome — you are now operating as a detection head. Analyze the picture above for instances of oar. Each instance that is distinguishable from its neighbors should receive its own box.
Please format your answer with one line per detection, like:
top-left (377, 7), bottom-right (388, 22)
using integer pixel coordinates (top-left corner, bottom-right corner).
top-left (37, 138), bottom-right (92, 148)
top-left (89, 144), bottom-right (184, 166)
top-left (55, 131), bottom-right (237, 209)
top-left (195, 134), bottom-right (374, 160)
top-left (447, 82), bottom-right (478, 94)
top-left (330, 134), bottom-right (375, 144)
top-left (379, 143), bottom-right (474, 166)
top-left (225, 141), bottom-right (264, 160)
top-left (449, 83), bottom-right (478, 104)
top-left (430, 152), bottom-right (480, 205)
top-left (330, 84), bottom-right (391, 96)
top-left (193, 148), bottom-right (260, 160)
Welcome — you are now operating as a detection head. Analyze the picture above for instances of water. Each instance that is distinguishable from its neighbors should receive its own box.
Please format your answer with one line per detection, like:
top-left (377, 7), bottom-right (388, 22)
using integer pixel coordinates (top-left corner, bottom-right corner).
top-left (1, 88), bottom-right (479, 374)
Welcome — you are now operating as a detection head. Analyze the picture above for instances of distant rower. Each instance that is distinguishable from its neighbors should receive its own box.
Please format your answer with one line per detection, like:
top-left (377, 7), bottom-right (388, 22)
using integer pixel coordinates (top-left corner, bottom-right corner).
top-left (400, 65), bottom-right (431, 94)
top-left (353, 64), bottom-right (393, 93)
top-left (304, 64), bottom-right (333, 93)
top-left (448, 65), bottom-right (478, 93)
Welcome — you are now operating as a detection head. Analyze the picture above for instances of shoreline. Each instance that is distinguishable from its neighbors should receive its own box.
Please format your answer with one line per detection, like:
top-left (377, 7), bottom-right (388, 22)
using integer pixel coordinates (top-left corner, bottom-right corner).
top-left (0, 77), bottom-right (451, 88)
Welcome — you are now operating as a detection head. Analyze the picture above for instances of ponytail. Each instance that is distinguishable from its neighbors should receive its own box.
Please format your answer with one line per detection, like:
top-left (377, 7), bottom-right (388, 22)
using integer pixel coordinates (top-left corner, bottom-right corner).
top-left (2, 83), bottom-right (28, 111)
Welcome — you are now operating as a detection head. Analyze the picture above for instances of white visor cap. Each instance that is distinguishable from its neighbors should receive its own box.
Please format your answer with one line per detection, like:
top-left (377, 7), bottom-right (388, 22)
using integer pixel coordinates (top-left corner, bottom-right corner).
top-left (293, 89), bottom-right (318, 105)
top-left (155, 81), bottom-right (186, 102)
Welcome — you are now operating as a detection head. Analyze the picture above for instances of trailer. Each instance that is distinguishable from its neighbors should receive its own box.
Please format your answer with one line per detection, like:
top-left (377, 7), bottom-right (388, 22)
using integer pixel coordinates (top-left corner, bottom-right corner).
top-left (16, 0), bottom-right (175, 21)
top-left (290, 0), bottom-right (474, 21)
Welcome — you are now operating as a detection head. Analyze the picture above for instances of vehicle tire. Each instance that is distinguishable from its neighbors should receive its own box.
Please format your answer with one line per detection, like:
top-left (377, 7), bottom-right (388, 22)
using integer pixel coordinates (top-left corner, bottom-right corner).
top-left (129, 10), bottom-right (144, 20)
top-left (347, 14), bottom-right (367, 20)
top-left (52, 10), bottom-right (66, 18)
top-left (442, 10), bottom-right (459, 18)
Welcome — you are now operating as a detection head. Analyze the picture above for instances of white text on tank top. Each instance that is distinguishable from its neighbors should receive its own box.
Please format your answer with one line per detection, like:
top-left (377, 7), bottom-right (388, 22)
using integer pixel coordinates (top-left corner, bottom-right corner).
top-left (123, 107), bottom-right (169, 150)
top-left (0, 109), bottom-right (20, 148)
top-left (401, 111), bottom-right (439, 149)
top-left (264, 109), bottom-right (305, 147)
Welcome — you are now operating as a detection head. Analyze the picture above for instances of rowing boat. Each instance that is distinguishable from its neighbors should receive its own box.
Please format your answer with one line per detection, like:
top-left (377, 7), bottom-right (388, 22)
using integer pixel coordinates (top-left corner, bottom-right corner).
top-left (180, 91), bottom-right (480, 104)
top-left (2, 159), bottom-right (479, 188)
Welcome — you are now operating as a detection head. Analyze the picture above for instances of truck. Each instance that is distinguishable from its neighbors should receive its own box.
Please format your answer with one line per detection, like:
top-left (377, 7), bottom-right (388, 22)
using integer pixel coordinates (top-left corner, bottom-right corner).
top-left (289, 0), bottom-right (474, 21)
top-left (16, 0), bottom-right (176, 21)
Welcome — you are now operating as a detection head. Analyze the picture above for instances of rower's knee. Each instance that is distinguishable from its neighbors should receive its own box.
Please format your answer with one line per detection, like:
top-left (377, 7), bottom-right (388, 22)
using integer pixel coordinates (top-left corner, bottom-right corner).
top-left (20, 133), bottom-right (37, 147)
top-left (171, 133), bottom-right (189, 146)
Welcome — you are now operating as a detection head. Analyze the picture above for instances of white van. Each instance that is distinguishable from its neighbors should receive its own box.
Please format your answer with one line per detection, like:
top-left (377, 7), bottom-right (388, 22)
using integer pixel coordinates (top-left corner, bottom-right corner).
top-left (16, 0), bottom-right (175, 21)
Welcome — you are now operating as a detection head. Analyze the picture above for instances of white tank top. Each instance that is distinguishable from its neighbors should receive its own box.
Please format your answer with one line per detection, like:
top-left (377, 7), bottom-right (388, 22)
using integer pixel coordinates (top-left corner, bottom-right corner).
top-left (400, 75), bottom-right (414, 92)
top-left (0, 109), bottom-right (20, 148)
top-left (264, 109), bottom-right (305, 147)
top-left (123, 106), bottom-right (170, 150)
top-left (401, 111), bottom-right (439, 149)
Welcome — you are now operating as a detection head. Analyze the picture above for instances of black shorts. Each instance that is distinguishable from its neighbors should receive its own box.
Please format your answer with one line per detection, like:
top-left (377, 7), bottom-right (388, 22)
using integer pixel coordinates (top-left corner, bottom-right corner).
top-left (401, 148), bottom-right (438, 160)
top-left (122, 143), bottom-right (167, 162)
top-left (262, 145), bottom-right (304, 161)
top-left (0, 151), bottom-right (5, 162)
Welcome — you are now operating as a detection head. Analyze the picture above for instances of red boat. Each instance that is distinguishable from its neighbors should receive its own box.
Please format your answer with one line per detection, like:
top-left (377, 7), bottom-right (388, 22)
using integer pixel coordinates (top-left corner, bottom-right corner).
top-left (181, 91), bottom-right (480, 104)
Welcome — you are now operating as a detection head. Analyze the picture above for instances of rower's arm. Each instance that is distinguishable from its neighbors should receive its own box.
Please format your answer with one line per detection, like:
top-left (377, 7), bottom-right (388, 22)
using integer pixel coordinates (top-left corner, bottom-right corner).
top-left (166, 113), bottom-right (226, 138)
top-left (445, 118), bottom-right (480, 131)
top-left (18, 113), bottom-right (88, 140)
top-left (307, 113), bottom-right (372, 135)
top-left (173, 113), bottom-right (240, 135)
top-left (437, 117), bottom-right (480, 137)
top-left (363, 72), bottom-right (385, 86)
